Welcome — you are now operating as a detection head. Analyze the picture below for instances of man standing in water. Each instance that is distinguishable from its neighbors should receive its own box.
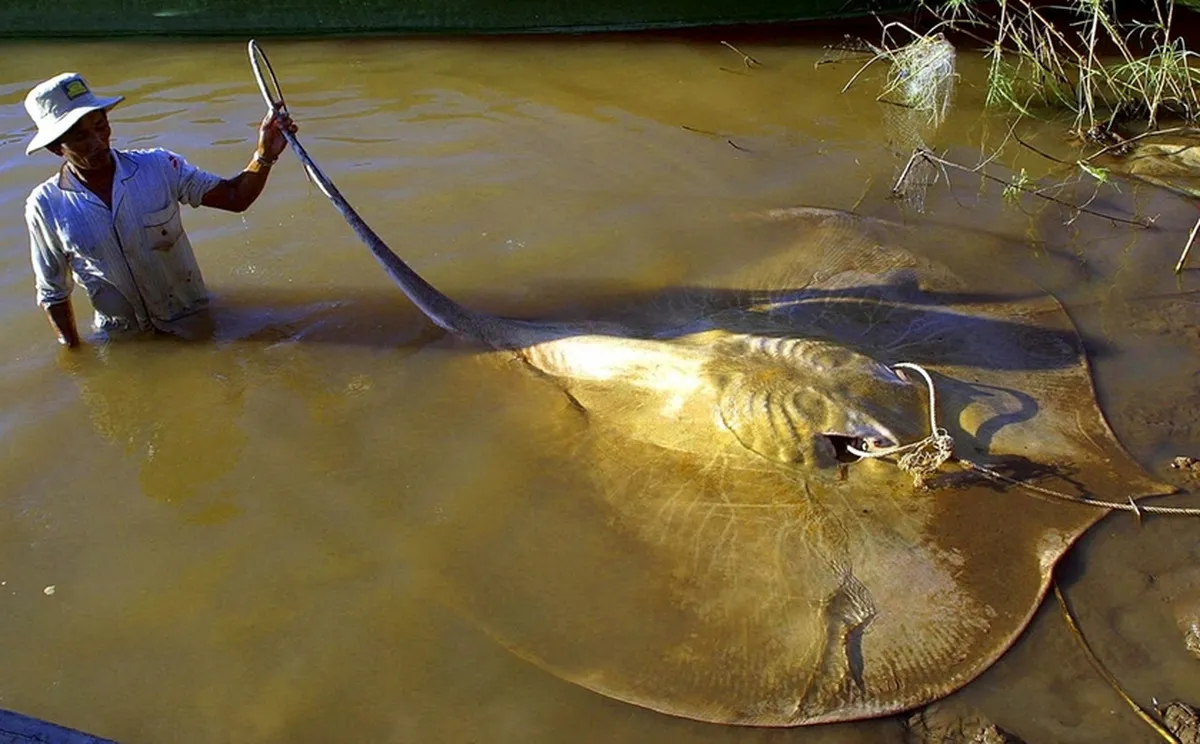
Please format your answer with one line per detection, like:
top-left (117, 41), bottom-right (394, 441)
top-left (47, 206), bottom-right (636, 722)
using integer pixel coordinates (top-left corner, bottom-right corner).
top-left (23, 72), bottom-right (297, 347)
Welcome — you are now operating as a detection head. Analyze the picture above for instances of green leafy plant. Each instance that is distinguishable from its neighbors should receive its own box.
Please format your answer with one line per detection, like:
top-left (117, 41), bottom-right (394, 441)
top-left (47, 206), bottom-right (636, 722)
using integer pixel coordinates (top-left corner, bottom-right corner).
top-left (833, 0), bottom-right (1198, 228)
top-left (923, 0), bottom-right (1199, 134)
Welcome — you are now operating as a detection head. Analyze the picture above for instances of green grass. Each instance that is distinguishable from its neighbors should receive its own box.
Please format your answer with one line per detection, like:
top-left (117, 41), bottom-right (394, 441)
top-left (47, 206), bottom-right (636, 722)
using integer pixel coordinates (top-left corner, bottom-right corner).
top-left (834, 0), bottom-right (1199, 220)
top-left (918, 0), bottom-right (1200, 134)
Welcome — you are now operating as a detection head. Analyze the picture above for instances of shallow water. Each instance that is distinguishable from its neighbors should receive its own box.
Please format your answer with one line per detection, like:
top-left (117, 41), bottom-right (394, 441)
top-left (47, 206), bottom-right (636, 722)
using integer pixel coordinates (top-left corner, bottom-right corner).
top-left (1, 31), bottom-right (1198, 744)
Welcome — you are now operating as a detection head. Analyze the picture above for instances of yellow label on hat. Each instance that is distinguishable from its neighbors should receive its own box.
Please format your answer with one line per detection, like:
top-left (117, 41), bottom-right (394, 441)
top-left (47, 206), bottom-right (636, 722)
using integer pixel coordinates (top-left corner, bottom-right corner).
top-left (64, 79), bottom-right (89, 100)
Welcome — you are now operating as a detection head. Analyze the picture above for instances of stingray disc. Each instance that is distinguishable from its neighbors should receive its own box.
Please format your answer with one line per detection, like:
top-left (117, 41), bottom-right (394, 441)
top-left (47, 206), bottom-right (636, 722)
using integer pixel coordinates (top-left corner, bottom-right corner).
top-left (431, 208), bottom-right (1174, 727)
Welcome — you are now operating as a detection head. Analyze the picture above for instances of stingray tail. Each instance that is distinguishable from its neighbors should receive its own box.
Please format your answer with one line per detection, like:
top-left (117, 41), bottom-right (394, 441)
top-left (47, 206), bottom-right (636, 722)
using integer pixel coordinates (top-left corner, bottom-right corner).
top-left (279, 128), bottom-right (496, 342)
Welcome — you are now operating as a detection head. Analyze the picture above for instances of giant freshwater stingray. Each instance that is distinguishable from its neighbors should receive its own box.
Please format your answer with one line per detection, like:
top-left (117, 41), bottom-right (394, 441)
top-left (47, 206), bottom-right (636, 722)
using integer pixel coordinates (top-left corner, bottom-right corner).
top-left (260, 70), bottom-right (1175, 726)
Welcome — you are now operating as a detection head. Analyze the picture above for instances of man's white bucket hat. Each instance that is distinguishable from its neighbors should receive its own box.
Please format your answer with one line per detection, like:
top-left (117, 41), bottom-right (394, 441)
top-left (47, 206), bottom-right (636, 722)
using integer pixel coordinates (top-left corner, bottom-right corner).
top-left (24, 72), bottom-right (123, 155)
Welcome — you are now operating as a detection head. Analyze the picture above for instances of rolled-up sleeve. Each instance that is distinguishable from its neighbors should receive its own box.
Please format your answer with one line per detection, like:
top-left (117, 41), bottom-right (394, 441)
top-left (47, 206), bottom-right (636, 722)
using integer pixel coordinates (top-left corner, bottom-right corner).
top-left (26, 200), bottom-right (73, 308)
top-left (159, 149), bottom-right (223, 208)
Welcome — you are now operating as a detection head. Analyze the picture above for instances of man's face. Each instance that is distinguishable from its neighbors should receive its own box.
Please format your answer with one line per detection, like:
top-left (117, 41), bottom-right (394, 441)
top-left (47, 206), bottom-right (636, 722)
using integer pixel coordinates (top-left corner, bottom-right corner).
top-left (49, 109), bottom-right (112, 170)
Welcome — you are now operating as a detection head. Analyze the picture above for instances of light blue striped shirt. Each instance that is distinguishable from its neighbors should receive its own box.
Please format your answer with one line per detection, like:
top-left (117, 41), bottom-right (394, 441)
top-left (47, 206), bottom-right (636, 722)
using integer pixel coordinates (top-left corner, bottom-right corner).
top-left (26, 148), bottom-right (223, 336)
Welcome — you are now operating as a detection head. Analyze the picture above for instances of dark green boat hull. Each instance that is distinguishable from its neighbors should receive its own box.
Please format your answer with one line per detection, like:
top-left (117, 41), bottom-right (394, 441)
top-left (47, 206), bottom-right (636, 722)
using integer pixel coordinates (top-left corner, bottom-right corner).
top-left (1, 0), bottom-right (909, 38)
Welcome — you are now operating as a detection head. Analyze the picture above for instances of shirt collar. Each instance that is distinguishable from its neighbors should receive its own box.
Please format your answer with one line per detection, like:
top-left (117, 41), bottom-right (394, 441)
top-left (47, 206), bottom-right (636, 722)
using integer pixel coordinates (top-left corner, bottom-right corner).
top-left (110, 150), bottom-right (138, 213)
top-left (56, 149), bottom-right (139, 210)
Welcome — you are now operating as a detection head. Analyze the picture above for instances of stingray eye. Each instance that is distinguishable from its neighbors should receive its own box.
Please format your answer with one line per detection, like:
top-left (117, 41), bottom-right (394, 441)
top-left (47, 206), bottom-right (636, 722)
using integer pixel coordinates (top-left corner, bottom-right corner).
top-left (867, 435), bottom-right (897, 450)
top-left (893, 368), bottom-right (910, 383)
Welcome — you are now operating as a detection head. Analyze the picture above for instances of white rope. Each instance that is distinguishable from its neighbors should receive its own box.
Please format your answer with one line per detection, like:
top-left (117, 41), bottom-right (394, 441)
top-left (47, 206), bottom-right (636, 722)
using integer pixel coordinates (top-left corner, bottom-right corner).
top-left (847, 362), bottom-right (954, 488)
top-left (961, 460), bottom-right (1200, 517)
top-left (850, 361), bottom-right (1200, 516)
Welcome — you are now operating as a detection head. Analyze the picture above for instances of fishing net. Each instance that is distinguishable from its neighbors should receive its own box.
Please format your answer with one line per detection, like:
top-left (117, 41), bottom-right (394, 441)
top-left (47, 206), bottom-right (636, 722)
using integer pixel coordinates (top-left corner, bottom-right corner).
top-left (880, 33), bottom-right (957, 212)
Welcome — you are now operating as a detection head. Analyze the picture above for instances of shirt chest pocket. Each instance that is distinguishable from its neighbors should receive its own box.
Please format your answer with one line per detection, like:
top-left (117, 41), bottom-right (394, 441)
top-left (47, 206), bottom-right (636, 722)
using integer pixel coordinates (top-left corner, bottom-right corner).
top-left (142, 203), bottom-right (184, 251)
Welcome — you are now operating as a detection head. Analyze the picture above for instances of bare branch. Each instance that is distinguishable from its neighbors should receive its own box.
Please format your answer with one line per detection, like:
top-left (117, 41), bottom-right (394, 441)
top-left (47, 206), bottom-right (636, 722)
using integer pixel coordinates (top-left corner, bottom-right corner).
top-left (1083, 126), bottom-right (1200, 162)
top-left (1174, 215), bottom-right (1200, 273)
top-left (908, 147), bottom-right (1155, 228)
top-left (719, 41), bottom-right (762, 69)
top-left (1014, 132), bottom-right (1074, 165)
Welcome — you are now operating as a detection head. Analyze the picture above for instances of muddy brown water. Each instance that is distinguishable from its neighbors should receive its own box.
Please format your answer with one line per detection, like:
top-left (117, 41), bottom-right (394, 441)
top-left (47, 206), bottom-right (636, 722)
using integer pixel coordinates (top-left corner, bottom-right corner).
top-left (1, 31), bottom-right (1198, 744)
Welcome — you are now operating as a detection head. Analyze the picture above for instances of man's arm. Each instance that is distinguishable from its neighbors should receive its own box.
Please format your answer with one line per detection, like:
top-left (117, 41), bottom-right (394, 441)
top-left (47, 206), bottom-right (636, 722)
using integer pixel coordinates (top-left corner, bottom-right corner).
top-left (200, 105), bottom-right (297, 214)
top-left (27, 200), bottom-right (79, 348)
top-left (200, 154), bottom-right (275, 214)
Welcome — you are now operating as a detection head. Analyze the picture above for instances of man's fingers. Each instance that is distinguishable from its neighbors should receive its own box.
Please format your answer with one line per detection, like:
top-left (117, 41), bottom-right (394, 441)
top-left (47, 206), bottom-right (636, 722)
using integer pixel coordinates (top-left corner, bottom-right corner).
top-left (266, 114), bottom-right (294, 129)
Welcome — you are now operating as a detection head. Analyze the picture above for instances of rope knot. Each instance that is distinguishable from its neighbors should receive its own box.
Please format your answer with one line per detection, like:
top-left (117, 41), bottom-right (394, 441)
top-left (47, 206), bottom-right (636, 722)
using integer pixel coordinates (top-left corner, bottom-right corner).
top-left (844, 361), bottom-right (954, 488)
top-left (897, 427), bottom-right (955, 489)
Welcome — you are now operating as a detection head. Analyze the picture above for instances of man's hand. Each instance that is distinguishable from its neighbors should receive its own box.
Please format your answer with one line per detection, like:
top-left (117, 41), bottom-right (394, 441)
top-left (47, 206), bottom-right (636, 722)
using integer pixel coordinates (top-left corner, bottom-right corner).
top-left (201, 104), bottom-right (299, 213)
top-left (256, 103), bottom-right (298, 163)
top-left (45, 301), bottom-right (81, 348)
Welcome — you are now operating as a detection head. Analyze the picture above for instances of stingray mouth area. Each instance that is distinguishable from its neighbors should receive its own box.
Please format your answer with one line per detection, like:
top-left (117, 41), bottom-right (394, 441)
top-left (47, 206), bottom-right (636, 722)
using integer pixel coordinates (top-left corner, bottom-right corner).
top-left (823, 434), bottom-right (897, 463)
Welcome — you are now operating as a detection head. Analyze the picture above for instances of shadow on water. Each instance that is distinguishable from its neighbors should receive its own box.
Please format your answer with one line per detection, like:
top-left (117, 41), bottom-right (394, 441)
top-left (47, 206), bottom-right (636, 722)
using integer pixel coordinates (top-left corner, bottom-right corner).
top-left (172, 272), bottom-right (1104, 376)
top-left (56, 224), bottom-right (1115, 528)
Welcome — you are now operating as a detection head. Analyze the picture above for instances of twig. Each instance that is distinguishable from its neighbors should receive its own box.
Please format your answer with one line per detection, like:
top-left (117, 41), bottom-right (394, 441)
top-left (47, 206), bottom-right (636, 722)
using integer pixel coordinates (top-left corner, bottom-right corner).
top-left (973, 121), bottom-right (1019, 171)
top-left (1127, 496), bottom-right (1145, 525)
top-left (720, 41), bottom-right (762, 69)
top-left (1174, 215), bottom-right (1200, 273)
top-left (1054, 584), bottom-right (1181, 743)
top-left (681, 124), bottom-right (750, 154)
top-left (1129, 142), bottom-right (1200, 163)
top-left (1014, 132), bottom-right (1074, 165)
top-left (815, 52), bottom-right (874, 68)
top-left (899, 148), bottom-right (1155, 228)
top-left (819, 45), bottom-right (871, 56)
top-left (1065, 184), bottom-right (1107, 227)
top-left (840, 45), bottom-right (888, 94)
top-left (893, 150), bottom-right (923, 190)
top-left (850, 174), bottom-right (874, 212)
top-left (815, 39), bottom-right (876, 70)
top-left (1083, 126), bottom-right (1200, 162)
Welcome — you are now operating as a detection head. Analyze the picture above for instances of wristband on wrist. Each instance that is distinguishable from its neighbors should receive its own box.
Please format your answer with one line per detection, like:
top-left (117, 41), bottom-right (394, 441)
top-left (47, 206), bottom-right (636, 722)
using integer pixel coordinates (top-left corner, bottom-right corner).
top-left (254, 153), bottom-right (277, 168)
